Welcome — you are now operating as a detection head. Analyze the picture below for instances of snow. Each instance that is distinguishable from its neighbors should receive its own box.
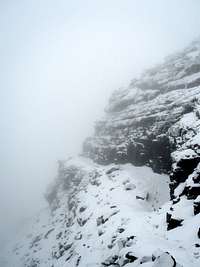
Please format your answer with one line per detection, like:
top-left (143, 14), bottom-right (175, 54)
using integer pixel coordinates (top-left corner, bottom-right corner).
top-left (2, 157), bottom-right (200, 267)
top-left (171, 149), bottom-right (198, 163)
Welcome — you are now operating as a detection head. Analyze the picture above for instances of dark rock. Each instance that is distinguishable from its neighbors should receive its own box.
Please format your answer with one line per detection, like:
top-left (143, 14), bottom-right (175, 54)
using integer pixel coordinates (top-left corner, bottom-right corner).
top-left (136, 195), bottom-right (145, 200)
top-left (194, 198), bottom-right (200, 215)
top-left (30, 235), bottom-right (42, 249)
top-left (198, 228), bottom-right (200, 239)
top-left (127, 235), bottom-right (135, 240)
top-left (77, 217), bottom-right (88, 226)
top-left (64, 243), bottom-right (73, 251)
top-left (89, 170), bottom-right (102, 186)
top-left (170, 157), bottom-right (200, 199)
top-left (90, 178), bottom-right (101, 186)
top-left (106, 167), bottom-right (120, 174)
top-left (79, 206), bottom-right (87, 213)
top-left (125, 252), bottom-right (138, 262)
top-left (117, 228), bottom-right (125, 233)
top-left (96, 211), bottom-right (119, 227)
top-left (76, 256), bottom-right (81, 266)
top-left (65, 253), bottom-right (73, 262)
top-left (124, 183), bottom-right (136, 191)
top-left (166, 213), bottom-right (183, 230)
top-left (107, 244), bottom-right (114, 249)
top-left (98, 229), bottom-right (105, 236)
top-left (44, 228), bottom-right (54, 239)
top-left (185, 186), bottom-right (200, 200)
top-left (56, 231), bottom-right (62, 239)
top-left (117, 236), bottom-right (135, 249)
top-left (96, 216), bottom-right (109, 226)
top-left (66, 217), bottom-right (73, 228)
top-left (74, 232), bottom-right (82, 240)
top-left (102, 255), bottom-right (119, 266)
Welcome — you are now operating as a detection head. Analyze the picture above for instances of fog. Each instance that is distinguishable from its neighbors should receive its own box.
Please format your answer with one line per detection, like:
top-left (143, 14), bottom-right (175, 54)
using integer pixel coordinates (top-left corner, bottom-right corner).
top-left (1, 0), bottom-right (200, 244)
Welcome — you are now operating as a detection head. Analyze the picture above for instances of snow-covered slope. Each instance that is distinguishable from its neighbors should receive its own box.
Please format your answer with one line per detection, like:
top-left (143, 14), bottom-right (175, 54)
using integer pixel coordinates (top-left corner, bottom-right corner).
top-left (3, 157), bottom-right (200, 266)
top-left (3, 39), bottom-right (200, 266)
top-left (82, 40), bottom-right (200, 262)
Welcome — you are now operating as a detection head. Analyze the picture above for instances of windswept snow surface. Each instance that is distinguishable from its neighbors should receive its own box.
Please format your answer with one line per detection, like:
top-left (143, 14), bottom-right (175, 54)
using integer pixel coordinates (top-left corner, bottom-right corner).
top-left (2, 157), bottom-right (200, 266)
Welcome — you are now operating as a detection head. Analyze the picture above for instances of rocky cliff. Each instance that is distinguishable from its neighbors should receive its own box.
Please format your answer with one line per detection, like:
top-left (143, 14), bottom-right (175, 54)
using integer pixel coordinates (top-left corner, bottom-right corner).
top-left (3, 40), bottom-right (200, 267)
top-left (83, 39), bottom-right (200, 230)
top-left (83, 39), bottom-right (200, 174)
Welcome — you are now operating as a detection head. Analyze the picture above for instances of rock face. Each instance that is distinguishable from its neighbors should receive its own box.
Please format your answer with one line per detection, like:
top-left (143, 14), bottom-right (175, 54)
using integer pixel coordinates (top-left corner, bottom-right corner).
top-left (3, 40), bottom-right (200, 267)
top-left (83, 39), bottom-right (200, 227)
top-left (84, 40), bottom-right (200, 172)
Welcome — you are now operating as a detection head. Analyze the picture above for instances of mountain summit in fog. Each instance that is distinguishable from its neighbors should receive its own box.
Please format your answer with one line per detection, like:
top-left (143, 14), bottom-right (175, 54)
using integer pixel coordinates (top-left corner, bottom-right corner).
top-left (3, 39), bottom-right (200, 267)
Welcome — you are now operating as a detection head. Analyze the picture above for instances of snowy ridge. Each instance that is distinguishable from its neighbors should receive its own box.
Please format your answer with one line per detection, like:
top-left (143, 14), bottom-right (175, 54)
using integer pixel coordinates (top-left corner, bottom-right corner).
top-left (3, 157), bottom-right (200, 266)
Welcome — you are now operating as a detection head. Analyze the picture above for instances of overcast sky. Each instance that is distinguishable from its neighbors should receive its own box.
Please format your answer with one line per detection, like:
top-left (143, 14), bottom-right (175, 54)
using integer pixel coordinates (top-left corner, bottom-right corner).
top-left (1, 0), bottom-right (200, 243)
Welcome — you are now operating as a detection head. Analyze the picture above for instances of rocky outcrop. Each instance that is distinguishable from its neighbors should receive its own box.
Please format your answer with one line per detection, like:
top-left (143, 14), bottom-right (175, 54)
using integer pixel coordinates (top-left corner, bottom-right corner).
top-left (3, 39), bottom-right (200, 267)
top-left (84, 42), bottom-right (200, 170)
top-left (83, 39), bottom-right (200, 231)
top-left (6, 158), bottom-right (194, 267)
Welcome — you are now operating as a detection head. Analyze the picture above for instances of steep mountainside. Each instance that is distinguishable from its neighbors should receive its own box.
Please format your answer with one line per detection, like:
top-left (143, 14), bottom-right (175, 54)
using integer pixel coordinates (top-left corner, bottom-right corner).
top-left (83, 39), bottom-right (200, 174)
top-left (83, 39), bottom-right (200, 235)
top-left (3, 40), bottom-right (200, 267)
top-left (3, 157), bottom-right (199, 267)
